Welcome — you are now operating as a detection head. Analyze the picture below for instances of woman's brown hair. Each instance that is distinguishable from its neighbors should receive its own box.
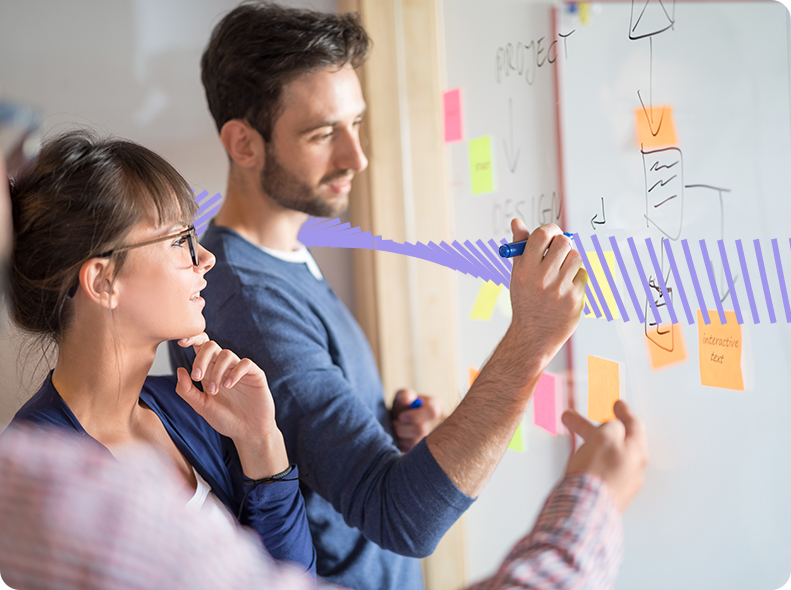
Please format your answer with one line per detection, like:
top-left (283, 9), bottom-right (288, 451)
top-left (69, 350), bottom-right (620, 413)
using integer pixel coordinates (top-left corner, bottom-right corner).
top-left (9, 130), bottom-right (198, 344)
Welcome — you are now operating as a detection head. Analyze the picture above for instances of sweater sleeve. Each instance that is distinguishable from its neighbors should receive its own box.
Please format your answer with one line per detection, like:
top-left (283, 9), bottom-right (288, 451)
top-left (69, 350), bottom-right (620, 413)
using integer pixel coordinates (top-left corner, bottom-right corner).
top-left (238, 464), bottom-right (316, 573)
top-left (178, 283), bottom-right (474, 558)
top-left (465, 473), bottom-right (624, 590)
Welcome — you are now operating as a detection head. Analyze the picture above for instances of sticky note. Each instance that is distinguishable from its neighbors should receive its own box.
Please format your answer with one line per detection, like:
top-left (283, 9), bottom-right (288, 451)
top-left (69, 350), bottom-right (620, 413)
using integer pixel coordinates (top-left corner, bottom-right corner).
top-left (698, 310), bottom-right (744, 390)
top-left (468, 367), bottom-right (480, 387)
top-left (443, 88), bottom-right (463, 143)
top-left (469, 136), bottom-right (494, 194)
top-left (470, 281), bottom-right (503, 320)
top-left (583, 251), bottom-right (618, 319)
top-left (579, 2), bottom-right (590, 24)
top-left (588, 355), bottom-right (619, 423)
top-left (508, 422), bottom-right (526, 452)
top-left (496, 285), bottom-right (513, 319)
top-left (533, 372), bottom-right (558, 435)
top-left (635, 105), bottom-right (678, 149)
top-left (647, 323), bottom-right (688, 369)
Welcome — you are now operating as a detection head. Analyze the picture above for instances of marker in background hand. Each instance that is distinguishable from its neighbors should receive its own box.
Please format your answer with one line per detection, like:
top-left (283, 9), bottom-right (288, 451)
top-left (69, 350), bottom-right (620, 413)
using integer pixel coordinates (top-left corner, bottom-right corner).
top-left (499, 232), bottom-right (574, 258)
top-left (409, 398), bottom-right (423, 409)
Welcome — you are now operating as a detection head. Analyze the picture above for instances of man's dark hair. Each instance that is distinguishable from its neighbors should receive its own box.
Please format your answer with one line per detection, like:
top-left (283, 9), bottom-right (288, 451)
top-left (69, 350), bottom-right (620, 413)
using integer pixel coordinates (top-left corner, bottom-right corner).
top-left (201, 2), bottom-right (370, 142)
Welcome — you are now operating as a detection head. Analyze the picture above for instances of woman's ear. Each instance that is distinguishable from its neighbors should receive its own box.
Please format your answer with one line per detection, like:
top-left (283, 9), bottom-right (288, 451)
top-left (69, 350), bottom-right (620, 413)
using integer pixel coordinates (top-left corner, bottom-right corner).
top-left (220, 120), bottom-right (264, 169)
top-left (77, 259), bottom-right (118, 310)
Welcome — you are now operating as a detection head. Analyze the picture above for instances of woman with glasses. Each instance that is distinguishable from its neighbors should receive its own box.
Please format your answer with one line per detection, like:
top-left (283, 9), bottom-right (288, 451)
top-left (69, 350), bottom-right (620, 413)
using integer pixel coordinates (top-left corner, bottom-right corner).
top-left (5, 130), bottom-right (315, 572)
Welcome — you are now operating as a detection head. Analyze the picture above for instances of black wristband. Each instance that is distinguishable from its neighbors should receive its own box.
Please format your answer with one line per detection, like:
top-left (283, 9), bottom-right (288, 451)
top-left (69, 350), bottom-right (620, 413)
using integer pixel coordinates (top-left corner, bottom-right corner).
top-left (237, 464), bottom-right (301, 520)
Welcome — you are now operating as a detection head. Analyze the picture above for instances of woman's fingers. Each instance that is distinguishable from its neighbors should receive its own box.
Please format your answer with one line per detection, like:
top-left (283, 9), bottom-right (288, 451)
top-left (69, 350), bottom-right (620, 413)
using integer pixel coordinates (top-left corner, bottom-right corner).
top-left (206, 349), bottom-right (239, 395)
top-left (191, 340), bottom-right (221, 382)
top-left (178, 332), bottom-right (210, 349)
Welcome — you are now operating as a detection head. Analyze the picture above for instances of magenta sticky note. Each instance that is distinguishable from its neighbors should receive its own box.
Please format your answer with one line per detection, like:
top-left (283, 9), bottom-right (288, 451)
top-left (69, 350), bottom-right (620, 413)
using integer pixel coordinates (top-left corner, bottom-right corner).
top-left (443, 88), bottom-right (463, 143)
top-left (533, 372), bottom-right (558, 436)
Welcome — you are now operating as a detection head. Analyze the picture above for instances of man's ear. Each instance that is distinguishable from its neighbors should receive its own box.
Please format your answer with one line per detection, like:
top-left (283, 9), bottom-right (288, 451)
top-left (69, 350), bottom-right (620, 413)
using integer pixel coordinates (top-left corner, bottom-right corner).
top-left (77, 259), bottom-right (118, 310)
top-left (220, 120), bottom-right (264, 169)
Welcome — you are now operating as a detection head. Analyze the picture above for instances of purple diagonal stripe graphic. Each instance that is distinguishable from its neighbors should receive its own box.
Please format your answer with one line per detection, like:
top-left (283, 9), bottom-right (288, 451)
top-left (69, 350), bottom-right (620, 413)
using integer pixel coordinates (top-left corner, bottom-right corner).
top-left (609, 236), bottom-right (645, 323)
top-left (301, 216), bottom-right (328, 230)
top-left (477, 239), bottom-right (513, 283)
top-left (441, 242), bottom-right (476, 276)
top-left (572, 234), bottom-right (607, 320)
top-left (736, 240), bottom-right (760, 324)
top-left (754, 239), bottom-right (777, 324)
top-left (645, 238), bottom-right (678, 325)
top-left (464, 240), bottom-right (510, 285)
top-left (681, 239), bottom-right (710, 325)
top-left (583, 302), bottom-right (591, 315)
top-left (663, 240), bottom-right (694, 325)
top-left (195, 191), bottom-right (223, 216)
top-left (591, 234), bottom-right (629, 322)
top-left (454, 241), bottom-right (498, 284)
top-left (627, 237), bottom-right (662, 325)
top-left (771, 238), bottom-right (791, 322)
top-left (718, 240), bottom-right (743, 325)
top-left (583, 283), bottom-right (600, 318)
top-left (699, 240), bottom-right (726, 324)
top-left (489, 239), bottom-right (512, 270)
top-left (195, 203), bottom-right (223, 236)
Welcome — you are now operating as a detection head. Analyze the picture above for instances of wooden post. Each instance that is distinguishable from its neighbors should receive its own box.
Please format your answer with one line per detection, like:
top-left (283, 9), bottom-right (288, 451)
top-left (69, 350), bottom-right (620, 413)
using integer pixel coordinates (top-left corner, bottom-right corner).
top-left (340, 0), bottom-right (466, 588)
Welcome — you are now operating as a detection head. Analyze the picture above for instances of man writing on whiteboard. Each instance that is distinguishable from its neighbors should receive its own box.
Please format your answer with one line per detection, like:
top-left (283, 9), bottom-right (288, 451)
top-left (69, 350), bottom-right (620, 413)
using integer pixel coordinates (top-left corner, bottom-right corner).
top-left (0, 98), bottom-right (648, 590)
top-left (168, 4), bottom-right (646, 588)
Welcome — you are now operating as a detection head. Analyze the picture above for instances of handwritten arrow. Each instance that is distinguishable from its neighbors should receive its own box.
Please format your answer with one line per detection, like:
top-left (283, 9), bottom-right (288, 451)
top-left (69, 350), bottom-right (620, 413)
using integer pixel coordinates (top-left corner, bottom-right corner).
top-left (502, 98), bottom-right (520, 173)
top-left (591, 197), bottom-right (606, 230)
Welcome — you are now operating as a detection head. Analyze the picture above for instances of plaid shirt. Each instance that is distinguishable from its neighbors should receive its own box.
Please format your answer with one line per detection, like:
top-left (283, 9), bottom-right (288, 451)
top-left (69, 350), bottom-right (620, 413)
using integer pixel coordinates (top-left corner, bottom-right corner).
top-left (0, 426), bottom-right (622, 590)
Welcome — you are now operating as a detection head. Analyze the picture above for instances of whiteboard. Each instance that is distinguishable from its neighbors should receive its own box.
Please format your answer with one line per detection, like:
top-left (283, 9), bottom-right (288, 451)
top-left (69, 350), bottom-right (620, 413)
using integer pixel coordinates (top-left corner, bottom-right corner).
top-left (445, 1), bottom-right (791, 588)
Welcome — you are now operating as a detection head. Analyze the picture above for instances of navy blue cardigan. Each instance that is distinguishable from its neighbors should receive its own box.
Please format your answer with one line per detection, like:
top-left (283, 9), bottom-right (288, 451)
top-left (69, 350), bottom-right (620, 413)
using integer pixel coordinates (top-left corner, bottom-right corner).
top-left (10, 372), bottom-right (315, 573)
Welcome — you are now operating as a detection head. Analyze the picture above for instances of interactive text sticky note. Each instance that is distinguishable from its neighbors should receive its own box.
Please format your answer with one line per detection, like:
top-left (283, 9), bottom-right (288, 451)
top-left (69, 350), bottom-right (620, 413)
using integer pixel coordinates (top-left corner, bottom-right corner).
top-left (635, 105), bottom-right (678, 149)
top-left (469, 136), bottom-right (494, 194)
top-left (588, 355), bottom-right (620, 423)
top-left (508, 422), bottom-right (526, 452)
top-left (647, 323), bottom-right (688, 369)
top-left (533, 372), bottom-right (559, 435)
top-left (443, 88), bottom-right (463, 143)
top-left (470, 281), bottom-right (502, 320)
top-left (583, 251), bottom-right (618, 319)
top-left (698, 310), bottom-right (744, 390)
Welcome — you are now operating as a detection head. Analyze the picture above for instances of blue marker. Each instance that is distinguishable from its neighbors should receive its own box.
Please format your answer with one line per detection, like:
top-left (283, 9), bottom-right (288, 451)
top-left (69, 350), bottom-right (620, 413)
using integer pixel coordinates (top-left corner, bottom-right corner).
top-left (409, 398), bottom-right (423, 409)
top-left (499, 232), bottom-right (574, 258)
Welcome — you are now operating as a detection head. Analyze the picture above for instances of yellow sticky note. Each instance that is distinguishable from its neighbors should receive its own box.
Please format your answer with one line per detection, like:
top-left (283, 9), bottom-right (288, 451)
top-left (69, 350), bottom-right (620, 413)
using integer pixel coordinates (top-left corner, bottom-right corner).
top-left (583, 251), bottom-right (618, 319)
top-left (508, 422), bottom-right (526, 452)
top-left (579, 2), bottom-right (590, 24)
top-left (470, 282), bottom-right (503, 320)
top-left (588, 355), bottom-right (620, 423)
top-left (698, 310), bottom-right (744, 391)
top-left (647, 323), bottom-right (688, 370)
top-left (469, 136), bottom-right (494, 194)
top-left (635, 105), bottom-right (678, 149)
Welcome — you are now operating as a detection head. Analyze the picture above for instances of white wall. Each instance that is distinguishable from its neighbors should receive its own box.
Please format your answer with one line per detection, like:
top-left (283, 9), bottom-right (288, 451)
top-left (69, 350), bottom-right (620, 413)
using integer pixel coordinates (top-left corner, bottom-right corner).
top-left (0, 0), bottom-right (357, 427)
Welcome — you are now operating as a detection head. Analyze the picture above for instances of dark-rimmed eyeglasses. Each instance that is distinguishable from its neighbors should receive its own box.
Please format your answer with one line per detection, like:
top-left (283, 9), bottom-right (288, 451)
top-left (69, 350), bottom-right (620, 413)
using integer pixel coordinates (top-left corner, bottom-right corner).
top-left (65, 225), bottom-right (199, 300)
top-left (99, 225), bottom-right (200, 267)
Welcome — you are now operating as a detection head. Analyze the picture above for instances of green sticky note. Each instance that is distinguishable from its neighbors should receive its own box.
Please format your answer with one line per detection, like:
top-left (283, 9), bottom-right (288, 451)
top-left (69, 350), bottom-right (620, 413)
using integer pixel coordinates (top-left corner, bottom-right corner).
top-left (508, 422), bottom-right (526, 452)
top-left (469, 136), bottom-right (494, 194)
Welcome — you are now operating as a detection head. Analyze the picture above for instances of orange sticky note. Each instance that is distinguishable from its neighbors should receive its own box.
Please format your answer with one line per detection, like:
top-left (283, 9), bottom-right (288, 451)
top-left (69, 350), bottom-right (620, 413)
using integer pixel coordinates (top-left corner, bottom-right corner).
top-left (588, 355), bottom-right (620, 423)
top-left (635, 105), bottom-right (678, 149)
top-left (647, 323), bottom-right (688, 369)
top-left (468, 367), bottom-right (480, 387)
top-left (698, 310), bottom-right (744, 391)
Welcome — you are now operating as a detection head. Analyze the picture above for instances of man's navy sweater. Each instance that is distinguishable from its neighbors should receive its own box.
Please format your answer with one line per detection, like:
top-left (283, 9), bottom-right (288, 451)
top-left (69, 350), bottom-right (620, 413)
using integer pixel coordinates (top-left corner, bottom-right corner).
top-left (170, 223), bottom-right (473, 590)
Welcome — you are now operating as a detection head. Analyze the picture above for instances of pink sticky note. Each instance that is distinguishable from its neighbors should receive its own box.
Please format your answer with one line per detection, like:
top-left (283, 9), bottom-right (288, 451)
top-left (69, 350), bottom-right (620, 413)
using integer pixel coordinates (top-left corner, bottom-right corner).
top-left (443, 88), bottom-right (463, 143)
top-left (533, 372), bottom-right (558, 436)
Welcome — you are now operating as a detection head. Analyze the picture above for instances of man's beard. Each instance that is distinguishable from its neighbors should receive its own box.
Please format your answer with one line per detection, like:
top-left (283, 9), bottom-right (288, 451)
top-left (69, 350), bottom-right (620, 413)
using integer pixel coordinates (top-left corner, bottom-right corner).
top-left (260, 144), bottom-right (350, 218)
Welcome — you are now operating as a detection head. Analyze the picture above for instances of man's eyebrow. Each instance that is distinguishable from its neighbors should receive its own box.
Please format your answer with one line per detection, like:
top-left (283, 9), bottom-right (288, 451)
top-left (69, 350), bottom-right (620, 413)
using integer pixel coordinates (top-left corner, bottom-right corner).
top-left (299, 107), bottom-right (367, 135)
